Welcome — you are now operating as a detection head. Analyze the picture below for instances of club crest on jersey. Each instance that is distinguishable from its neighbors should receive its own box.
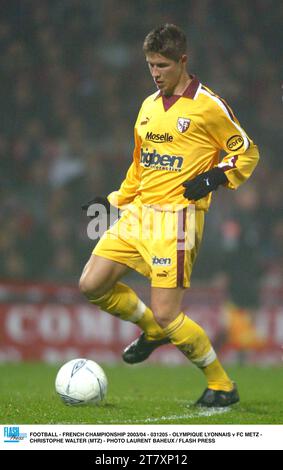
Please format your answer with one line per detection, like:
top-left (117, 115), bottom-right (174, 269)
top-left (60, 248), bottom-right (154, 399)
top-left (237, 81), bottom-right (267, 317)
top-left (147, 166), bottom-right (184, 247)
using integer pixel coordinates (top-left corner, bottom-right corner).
top-left (177, 117), bottom-right (191, 133)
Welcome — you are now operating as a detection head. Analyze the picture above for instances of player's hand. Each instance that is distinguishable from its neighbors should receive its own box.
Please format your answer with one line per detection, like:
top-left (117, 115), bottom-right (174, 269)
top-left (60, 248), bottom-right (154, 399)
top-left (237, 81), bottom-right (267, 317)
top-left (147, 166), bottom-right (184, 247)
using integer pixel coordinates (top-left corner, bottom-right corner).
top-left (183, 167), bottom-right (228, 201)
top-left (81, 196), bottom-right (111, 217)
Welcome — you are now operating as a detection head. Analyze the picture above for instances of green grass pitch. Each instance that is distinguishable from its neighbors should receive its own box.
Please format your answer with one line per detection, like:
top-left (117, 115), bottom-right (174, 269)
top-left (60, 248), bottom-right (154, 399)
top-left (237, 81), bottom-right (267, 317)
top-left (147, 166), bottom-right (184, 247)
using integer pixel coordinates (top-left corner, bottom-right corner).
top-left (0, 363), bottom-right (282, 424)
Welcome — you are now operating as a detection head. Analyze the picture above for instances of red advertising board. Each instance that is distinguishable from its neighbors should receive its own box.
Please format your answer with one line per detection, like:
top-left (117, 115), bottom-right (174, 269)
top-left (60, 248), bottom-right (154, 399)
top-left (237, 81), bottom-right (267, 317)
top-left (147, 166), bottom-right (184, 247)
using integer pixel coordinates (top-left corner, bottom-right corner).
top-left (0, 282), bottom-right (282, 363)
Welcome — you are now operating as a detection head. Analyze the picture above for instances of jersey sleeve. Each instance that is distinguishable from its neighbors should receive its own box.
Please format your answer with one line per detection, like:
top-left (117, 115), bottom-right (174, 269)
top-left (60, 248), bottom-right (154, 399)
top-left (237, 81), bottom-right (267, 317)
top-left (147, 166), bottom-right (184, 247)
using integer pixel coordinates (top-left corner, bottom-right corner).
top-left (204, 97), bottom-right (260, 190)
top-left (107, 127), bottom-right (142, 208)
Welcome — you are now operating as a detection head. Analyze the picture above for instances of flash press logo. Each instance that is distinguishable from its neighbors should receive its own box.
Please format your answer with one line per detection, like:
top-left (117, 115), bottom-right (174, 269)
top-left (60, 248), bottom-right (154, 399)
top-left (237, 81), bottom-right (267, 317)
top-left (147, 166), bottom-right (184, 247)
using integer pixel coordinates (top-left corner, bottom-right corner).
top-left (4, 426), bottom-right (27, 443)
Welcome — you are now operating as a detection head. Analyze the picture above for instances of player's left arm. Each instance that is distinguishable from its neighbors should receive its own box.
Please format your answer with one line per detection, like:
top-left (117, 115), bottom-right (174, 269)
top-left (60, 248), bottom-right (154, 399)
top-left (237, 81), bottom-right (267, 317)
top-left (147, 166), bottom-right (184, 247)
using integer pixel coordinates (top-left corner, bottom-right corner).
top-left (207, 98), bottom-right (260, 189)
top-left (183, 98), bottom-right (259, 201)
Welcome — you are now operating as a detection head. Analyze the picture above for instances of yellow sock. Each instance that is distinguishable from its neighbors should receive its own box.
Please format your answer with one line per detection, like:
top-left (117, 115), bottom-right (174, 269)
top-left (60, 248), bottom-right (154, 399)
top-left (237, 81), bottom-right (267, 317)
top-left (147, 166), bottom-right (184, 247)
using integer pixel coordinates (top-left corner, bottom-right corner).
top-left (202, 359), bottom-right (233, 391)
top-left (136, 307), bottom-right (166, 340)
top-left (163, 312), bottom-right (233, 391)
top-left (88, 282), bottom-right (165, 340)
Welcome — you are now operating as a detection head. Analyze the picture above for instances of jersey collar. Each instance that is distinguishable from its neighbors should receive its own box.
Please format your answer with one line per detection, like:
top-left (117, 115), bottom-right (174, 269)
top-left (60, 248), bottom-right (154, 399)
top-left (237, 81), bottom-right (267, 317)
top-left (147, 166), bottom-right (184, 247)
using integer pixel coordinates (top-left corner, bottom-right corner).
top-left (154, 75), bottom-right (200, 101)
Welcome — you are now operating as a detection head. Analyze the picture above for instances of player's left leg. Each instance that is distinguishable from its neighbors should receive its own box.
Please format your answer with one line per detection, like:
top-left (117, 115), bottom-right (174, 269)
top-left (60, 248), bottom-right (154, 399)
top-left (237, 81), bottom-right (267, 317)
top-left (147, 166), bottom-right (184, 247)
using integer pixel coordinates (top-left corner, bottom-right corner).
top-left (123, 287), bottom-right (185, 365)
top-left (151, 286), bottom-right (239, 407)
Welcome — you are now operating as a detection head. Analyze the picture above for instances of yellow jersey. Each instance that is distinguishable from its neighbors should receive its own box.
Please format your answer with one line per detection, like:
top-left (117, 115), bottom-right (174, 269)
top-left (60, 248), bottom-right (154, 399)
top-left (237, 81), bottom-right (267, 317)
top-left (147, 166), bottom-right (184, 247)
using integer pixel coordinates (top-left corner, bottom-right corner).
top-left (108, 76), bottom-right (259, 211)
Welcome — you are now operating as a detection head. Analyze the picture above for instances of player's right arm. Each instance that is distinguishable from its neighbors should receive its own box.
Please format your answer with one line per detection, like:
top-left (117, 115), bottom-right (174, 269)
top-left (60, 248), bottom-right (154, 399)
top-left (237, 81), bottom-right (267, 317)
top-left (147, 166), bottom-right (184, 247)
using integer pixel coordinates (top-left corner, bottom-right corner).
top-left (107, 126), bottom-right (142, 209)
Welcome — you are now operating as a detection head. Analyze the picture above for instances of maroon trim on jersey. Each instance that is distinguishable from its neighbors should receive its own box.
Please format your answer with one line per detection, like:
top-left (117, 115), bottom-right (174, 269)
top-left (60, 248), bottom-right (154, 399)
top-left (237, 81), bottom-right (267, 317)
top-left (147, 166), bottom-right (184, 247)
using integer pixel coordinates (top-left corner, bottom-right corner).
top-left (162, 95), bottom-right (181, 111)
top-left (154, 75), bottom-right (200, 109)
top-left (177, 207), bottom-right (187, 287)
top-left (183, 75), bottom-right (200, 99)
top-left (201, 85), bottom-right (236, 122)
top-left (156, 76), bottom-right (200, 112)
top-left (219, 97), bottom-right (235, 122)
top-left (220, 155), bottom-right (239, 171)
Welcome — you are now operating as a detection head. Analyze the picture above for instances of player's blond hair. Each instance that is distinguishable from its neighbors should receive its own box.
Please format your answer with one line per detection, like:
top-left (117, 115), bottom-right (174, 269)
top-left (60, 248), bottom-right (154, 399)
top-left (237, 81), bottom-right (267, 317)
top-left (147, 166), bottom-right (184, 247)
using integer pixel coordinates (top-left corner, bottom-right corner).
top-left (143, 24), bottom-right (187, 62)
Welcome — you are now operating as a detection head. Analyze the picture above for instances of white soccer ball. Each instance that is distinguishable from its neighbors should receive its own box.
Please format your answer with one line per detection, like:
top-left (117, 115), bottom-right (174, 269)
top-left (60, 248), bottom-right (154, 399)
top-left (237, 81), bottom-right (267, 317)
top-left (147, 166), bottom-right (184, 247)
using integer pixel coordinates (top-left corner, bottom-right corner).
top-left (55, 358), bottom-right (107, 405)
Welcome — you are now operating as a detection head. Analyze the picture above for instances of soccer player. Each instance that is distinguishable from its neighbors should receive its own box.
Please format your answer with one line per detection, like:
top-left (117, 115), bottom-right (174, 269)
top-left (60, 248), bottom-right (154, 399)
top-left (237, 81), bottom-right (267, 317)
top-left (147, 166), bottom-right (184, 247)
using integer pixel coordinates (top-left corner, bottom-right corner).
top-left (80, 24), bottom-right (259, 407)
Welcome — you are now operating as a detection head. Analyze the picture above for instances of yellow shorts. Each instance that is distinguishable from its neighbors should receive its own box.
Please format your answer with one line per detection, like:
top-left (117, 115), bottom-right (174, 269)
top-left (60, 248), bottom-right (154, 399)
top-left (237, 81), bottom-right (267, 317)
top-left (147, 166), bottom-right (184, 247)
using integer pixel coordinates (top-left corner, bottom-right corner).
top-left (93, 201), bottom-right (204, 288)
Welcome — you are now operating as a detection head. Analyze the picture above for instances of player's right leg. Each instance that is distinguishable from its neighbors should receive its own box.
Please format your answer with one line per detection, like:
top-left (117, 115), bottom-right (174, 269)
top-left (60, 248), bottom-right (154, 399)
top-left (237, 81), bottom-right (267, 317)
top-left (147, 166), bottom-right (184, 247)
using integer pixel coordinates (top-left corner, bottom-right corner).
top-left (79, 254), bottom-right (166, 346)
top-left (79, 254), bottom-right (129, 300)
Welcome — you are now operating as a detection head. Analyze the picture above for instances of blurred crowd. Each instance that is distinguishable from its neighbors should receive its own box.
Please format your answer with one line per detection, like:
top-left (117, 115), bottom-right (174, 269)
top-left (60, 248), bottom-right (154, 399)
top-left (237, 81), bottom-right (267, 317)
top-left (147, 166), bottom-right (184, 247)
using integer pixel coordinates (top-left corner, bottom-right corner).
top-left (0, 0), bottom-right (282, 308)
